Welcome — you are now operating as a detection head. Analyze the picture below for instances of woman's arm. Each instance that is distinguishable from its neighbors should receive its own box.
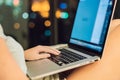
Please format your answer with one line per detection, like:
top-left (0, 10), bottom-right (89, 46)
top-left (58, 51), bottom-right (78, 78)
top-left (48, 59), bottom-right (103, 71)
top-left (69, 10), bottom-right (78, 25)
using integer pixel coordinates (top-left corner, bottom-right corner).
top-left (0, 38), bottom-right (29, 80)
top-left (67, 19), bottom-right (120, 80)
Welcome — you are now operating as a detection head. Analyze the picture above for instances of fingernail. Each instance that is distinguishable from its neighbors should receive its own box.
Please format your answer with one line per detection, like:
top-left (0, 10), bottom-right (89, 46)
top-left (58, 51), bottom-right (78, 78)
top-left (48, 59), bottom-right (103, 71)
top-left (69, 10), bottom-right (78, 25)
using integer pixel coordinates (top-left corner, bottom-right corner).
top-left (57, 50), bottom-right (60, 53)
top-left (47, 54), bottom-right (51, 57)
top-left (57, 51), bottom-right (61, 55)
top-left (59, 51), bottom-right (61, 53)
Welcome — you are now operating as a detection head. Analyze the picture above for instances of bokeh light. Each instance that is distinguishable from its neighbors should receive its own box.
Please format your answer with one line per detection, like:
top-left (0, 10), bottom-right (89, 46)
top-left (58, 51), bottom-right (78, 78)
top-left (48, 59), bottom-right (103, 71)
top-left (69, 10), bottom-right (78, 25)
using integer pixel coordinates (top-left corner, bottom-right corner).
top-left (0, 0), bottom-right (4, 5)
top-left (30, 12), bottom-right (37, 19)
top-left (55, 10), bottom-right (61, 18)
top-left (31, 0), bottom-right (50, 18)
top-left (55, 10), bottom-right (69, 19)
top-left (31, 2), bottom-right (41, 12)
top-left (14, 23), bottom-right (20, 29)
top-left (59, 3), bottom-right (67, 9)
top-left (44, 30), bottom-right (51, 36)
top-left (5, 0), bottom-right (13, 6)
top-left (44, 20), bottom-right (51, 27)
top-left (61, 12), bottom-right (69, 19)
top-left (28, 22), bottom-right (35, 28)
top-left (40, 11), bottom-right (49, 18)
top-left (13, 0), bottom-right (20, 7)
top-left (22, 12), bottom-right (29, 19)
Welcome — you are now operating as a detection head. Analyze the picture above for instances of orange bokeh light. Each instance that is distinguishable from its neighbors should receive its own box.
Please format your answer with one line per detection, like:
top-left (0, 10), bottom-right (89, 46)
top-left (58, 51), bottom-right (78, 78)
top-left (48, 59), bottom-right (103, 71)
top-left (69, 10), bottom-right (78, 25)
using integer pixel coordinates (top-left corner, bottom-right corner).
top-left (55, 10), bottom-right (61, 18)
top-left (31, 0), bottom-right (50, 18)
top-left (44, 20), bottom-right (51, 27)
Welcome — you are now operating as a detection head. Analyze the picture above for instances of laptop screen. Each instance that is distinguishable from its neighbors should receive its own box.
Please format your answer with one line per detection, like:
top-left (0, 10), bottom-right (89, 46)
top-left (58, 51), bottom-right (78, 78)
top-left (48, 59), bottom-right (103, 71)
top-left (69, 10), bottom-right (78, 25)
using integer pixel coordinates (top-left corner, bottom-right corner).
top-left (70, 0), bottom-right (114, 52)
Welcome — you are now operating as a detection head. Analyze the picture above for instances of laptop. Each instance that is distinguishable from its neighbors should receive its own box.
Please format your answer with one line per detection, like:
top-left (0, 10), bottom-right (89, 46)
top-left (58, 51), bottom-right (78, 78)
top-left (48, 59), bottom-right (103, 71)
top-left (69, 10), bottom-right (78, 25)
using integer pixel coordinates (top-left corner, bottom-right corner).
top-left (26, 0), bottom-right (117, 79)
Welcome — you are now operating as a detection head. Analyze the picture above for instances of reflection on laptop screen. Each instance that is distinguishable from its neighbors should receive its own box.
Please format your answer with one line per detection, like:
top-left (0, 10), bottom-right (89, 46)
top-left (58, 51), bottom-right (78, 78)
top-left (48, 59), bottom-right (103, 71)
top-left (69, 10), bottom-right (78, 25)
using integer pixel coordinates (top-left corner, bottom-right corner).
top-left (70, 0), bottom-right (113, 52)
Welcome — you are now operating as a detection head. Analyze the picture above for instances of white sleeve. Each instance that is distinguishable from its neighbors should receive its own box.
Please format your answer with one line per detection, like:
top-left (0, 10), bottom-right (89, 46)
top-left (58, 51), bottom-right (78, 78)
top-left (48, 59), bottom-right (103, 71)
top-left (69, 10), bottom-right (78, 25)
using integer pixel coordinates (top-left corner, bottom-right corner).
top-left (0, 24), bottom-right (27, 74)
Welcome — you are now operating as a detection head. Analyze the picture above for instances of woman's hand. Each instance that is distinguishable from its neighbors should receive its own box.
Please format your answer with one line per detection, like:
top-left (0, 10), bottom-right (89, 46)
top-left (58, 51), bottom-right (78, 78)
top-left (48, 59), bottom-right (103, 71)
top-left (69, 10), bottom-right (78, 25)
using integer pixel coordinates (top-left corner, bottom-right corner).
top-left (24, 45), bottom-right (60, 60)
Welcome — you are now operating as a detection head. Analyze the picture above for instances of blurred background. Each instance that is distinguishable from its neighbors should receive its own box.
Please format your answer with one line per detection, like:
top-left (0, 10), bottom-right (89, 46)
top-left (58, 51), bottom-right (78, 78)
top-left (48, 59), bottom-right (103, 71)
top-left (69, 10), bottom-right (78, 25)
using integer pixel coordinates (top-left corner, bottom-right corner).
top-left (0, 0), bottom-right (120, 49)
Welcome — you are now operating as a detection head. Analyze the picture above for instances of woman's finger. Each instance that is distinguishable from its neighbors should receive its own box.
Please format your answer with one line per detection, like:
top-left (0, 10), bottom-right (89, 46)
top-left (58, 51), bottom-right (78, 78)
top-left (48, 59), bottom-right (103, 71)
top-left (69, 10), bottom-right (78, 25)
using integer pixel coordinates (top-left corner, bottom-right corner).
top-left (36, 45), bottom-right (60, 55)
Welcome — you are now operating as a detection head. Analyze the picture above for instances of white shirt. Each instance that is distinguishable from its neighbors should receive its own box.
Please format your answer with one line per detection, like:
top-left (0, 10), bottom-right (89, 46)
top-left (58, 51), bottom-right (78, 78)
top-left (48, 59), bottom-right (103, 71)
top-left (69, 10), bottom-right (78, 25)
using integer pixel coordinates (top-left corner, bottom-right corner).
top-left (0, 24), bottom-right (27, 74)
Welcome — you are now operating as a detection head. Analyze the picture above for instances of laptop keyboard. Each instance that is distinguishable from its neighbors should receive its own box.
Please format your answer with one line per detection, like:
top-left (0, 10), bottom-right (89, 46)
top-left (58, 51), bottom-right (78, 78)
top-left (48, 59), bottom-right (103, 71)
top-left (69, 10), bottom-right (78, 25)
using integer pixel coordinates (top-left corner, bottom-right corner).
top-left (48, 49), bottom-right (86, 66)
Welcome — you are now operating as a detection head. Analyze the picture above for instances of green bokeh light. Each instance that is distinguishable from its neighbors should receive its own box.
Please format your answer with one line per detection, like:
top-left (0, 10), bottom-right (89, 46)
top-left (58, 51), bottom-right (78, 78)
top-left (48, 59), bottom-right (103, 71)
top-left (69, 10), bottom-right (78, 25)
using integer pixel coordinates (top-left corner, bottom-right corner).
top-left (61, 12), bottom-right (69, 19)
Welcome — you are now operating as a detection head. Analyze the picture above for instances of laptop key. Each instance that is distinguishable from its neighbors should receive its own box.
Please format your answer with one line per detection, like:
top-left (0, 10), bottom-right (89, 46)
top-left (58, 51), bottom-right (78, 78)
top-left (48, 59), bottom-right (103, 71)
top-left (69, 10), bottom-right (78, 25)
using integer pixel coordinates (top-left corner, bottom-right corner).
top-left (60, 49), bottom-right (86, 60)
top-left (49, 49), bottom-right (87, 66)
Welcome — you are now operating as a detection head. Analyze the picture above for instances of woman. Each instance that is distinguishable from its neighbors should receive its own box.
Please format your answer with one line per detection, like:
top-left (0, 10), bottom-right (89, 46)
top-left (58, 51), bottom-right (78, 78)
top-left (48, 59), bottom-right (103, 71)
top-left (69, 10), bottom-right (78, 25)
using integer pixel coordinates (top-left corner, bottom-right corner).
top-left (0, 19), bottom-right (120, 80)
top-left (0, 24), bottom-right (60, 80)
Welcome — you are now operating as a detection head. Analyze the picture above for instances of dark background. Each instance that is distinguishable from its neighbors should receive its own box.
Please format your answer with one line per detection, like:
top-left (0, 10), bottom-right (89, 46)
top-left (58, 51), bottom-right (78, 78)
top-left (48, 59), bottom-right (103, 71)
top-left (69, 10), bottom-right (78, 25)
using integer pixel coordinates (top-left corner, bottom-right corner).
top-left (0, 0), bottom-right (120, 49)
top-left (114, 0), bottom-right (120, 19)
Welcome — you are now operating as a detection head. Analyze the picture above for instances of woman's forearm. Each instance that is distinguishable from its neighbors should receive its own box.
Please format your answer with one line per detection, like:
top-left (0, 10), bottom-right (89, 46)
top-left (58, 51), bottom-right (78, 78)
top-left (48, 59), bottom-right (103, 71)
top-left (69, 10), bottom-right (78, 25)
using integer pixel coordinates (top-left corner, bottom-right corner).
top-left (0, 38), bottom-right (29, 80)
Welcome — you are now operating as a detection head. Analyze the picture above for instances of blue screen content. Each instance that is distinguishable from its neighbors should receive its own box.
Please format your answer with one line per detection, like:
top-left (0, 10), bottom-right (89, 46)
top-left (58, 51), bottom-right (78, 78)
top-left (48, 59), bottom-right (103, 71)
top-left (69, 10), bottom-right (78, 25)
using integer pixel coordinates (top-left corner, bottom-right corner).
top-left (70, 0), bottom-right (113, 52)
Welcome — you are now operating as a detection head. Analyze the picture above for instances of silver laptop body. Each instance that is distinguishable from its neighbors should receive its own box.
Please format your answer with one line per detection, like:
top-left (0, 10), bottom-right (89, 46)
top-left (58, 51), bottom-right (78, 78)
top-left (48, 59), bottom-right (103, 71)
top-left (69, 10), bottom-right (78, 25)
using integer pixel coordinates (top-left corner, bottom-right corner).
top-left (26, 0), bottom-right (117, 79)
